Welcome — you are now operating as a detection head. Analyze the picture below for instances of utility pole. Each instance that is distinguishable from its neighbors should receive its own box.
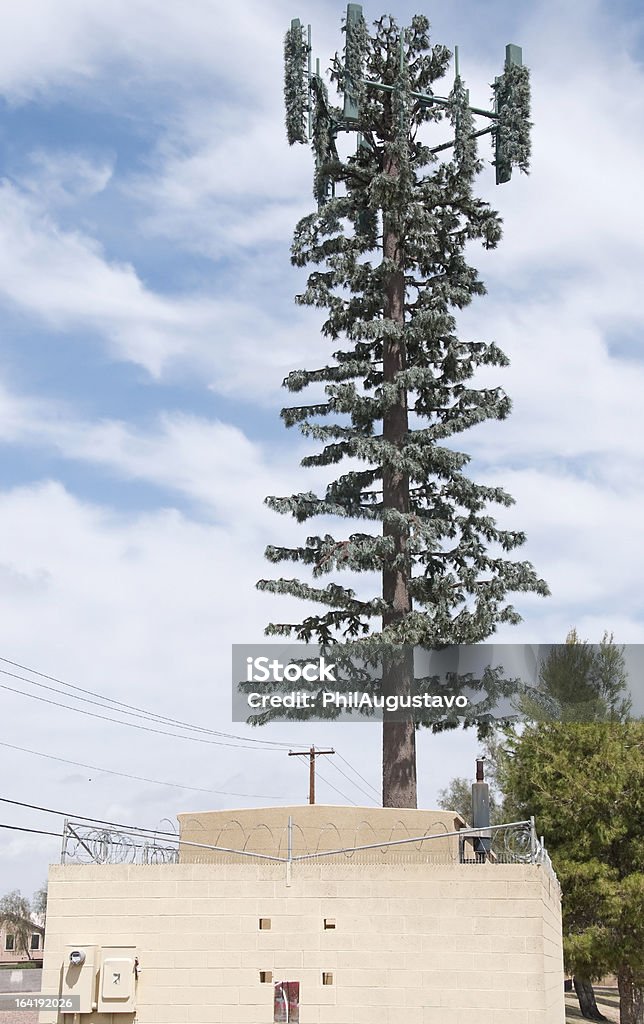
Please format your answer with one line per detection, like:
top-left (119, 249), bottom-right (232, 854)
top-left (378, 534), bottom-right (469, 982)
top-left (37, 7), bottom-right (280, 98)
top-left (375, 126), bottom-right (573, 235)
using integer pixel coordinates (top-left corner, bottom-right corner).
top-left (288, 746), bottom-right (335, 804)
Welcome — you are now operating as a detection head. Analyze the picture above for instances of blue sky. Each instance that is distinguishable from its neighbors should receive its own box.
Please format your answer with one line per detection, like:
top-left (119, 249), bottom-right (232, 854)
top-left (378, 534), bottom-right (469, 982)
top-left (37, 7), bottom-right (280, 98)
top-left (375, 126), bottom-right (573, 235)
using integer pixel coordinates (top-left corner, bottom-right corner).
top-left (0, 0), bottom-right (643, 894)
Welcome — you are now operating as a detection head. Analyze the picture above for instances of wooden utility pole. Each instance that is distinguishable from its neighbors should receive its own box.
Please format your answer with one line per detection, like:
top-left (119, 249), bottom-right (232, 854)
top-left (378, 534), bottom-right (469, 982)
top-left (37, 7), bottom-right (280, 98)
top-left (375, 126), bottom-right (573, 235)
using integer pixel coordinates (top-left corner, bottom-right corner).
top-left (288, 746), bottom-right (335, 804)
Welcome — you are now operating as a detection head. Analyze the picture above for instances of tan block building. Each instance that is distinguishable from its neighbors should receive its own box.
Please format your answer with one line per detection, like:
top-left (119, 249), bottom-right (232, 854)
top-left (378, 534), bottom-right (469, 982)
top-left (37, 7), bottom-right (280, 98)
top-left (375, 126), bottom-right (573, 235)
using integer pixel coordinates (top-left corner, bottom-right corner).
top-left (39, 806), bottom-right (565, 1024)
top-left (1, 921), bottom-right (44, 964)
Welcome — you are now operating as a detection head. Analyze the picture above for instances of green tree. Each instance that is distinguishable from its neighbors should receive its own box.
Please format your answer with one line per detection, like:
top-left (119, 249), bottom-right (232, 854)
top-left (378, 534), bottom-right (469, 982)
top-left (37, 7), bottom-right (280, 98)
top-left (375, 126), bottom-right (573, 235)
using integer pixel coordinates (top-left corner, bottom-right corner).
top-left (499, 723), bottom-right (644, 1024)
top-left (499, 631), bottom-right (631, 1019)
top-left (259, 11), bottom-right (547, 808)
top-left (519, 630), bottom-right (632, 723)
top-left (442, 632), bottom-right (632, 1019)
top-left (0, 887), bottom-right (46, 960)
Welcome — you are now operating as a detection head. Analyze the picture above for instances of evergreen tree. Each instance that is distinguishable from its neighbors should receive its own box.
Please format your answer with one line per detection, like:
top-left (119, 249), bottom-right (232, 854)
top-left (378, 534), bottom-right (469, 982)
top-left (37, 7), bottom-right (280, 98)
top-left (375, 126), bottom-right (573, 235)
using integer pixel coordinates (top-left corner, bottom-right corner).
top-left (519, 629), bottom-right (632, 723)
top-left (440, 630), bottom-right (630, 1015)
top-left (488, 632), bottom-right (633, 1021)
top-left (498, 723), bottom-right (644, 1024)
top-left (259, 12), bottom-right (548, 807)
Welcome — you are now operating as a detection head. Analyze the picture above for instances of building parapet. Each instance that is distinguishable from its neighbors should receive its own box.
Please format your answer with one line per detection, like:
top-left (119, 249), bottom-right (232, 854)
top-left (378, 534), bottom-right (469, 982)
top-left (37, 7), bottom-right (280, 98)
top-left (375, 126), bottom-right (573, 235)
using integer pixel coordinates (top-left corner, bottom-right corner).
top-left (60, 811), bottom-right (559, 892)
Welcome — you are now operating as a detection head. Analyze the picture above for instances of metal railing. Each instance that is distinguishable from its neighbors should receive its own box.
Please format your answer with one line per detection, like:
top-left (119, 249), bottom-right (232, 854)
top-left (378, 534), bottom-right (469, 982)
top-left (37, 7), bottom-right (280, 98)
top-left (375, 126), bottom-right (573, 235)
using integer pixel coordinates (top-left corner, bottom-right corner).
top-left (60, 815), bottom-right (558, 888)
top-left (61, 819), bottom-right (180, 866)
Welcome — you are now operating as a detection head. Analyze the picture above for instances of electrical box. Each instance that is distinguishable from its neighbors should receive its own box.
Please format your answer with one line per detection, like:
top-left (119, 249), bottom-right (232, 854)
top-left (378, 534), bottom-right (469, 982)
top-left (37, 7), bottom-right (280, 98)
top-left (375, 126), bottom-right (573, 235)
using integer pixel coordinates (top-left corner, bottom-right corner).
top-left (472, 781), bottom-right (492, 856)
top-left (61, 945), bottom-right (98, 1014)
top-left (97, 946), bottom-right (137, 1014)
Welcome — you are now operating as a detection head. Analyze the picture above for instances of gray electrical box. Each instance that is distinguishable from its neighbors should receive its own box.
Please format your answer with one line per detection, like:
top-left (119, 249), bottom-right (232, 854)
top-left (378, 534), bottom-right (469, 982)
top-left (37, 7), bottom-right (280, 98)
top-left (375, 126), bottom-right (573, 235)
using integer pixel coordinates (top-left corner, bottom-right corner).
top-left (472, 781), bottom-right (492, 856)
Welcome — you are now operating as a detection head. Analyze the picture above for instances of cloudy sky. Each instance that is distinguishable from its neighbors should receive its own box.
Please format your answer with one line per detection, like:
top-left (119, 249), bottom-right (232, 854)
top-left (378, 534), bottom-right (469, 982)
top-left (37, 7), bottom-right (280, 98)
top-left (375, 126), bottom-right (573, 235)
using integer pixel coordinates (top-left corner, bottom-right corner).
top-left (0, 0), bottom-right (643, 897)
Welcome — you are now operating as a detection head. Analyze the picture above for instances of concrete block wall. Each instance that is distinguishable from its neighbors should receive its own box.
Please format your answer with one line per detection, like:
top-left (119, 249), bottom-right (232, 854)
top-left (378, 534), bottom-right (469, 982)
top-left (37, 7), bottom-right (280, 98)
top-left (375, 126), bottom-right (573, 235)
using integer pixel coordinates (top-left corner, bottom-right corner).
top-left (39, 859), bottom-right (565, 1024)
top-left (540, 872), bottom-right (566, 1021)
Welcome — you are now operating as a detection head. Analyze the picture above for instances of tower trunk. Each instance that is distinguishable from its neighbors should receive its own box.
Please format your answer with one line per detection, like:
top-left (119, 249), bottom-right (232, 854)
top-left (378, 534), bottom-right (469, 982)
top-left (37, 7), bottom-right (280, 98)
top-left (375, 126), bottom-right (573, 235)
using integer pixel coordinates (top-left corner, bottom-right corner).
top-left (381, 145), bottom-right (416, 809)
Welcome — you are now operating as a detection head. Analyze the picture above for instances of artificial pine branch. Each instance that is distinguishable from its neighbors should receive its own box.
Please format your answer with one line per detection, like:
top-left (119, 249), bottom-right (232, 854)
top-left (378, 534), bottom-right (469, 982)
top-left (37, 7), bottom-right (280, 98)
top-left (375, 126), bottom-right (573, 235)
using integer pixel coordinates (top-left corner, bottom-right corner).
top-left (265, 12), bottom-right (544, 806)
top-left (267, 12), bottom-right (546, 644)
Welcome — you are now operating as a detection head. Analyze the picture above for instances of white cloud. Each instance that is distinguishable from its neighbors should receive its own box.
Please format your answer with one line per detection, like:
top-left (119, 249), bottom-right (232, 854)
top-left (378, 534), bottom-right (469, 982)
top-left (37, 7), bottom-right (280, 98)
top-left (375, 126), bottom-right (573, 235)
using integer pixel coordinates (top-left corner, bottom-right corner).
top-left (484, 465), bottom-right (644, 639)
top-left (0, 181), bottom-right (324, 393)
top-left (0, 182), bottom-right (203, 374)
top-left (0, 0), bottom-right (292, 101)
top-left (0, 377), bottom-right (299, 528)
top-left (126, 105), bottom-right (313, 256)
top-left (18, 149), bottom-right (115, 205)
top-left (458, 296), bottom-right (644, 466)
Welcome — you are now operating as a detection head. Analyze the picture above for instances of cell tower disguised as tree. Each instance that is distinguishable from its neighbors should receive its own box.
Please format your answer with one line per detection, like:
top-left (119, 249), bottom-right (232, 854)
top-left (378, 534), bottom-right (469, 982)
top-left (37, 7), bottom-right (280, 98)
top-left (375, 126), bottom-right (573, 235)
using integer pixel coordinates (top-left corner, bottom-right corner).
top-left (258, 6), bottom-right (548, 808)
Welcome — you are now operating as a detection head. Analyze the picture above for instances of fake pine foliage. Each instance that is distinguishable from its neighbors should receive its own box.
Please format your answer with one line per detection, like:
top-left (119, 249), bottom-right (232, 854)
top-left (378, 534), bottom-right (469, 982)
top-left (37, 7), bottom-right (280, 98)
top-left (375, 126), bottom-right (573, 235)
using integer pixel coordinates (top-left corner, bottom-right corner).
top-left (494, 61), bottom-right (531, 182)
top-left (284, 23), bottom-right (308, 145)
top-left (261, 15), bottom-right (547, 651)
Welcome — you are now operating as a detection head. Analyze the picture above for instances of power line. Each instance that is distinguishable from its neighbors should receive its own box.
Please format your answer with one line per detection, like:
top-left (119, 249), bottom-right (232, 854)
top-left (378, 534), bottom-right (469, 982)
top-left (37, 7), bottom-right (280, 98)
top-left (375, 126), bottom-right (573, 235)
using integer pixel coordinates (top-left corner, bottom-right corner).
top-left (326, 757), bottom-right (379, 804)
top-left (0, 680), bottom-right (300, 751)
top-left (0, 660), bottom-right (382, 801)
top-left (0, 740), bottom-right (285, 801)
top-left (0, 657), bottom-right (305, 750)
top-left (0, 795), bottom-right (177, 837)
top-left (0, 820), bottom-right (239, 859)
top-left (0, 665), bottom-right (216, 735)
top-left (2, 790), bottom-right (366, 849)
top-left (292, 755), bottom-right (355, 806)
top-left (315, 770), bottom-right (358, 806)
top-left (0, 820), bottom-right (190, 855)
top-left (0, 821), bottom-right (181, 853)
top-left (336, 751), bottom-right (381, 799)
top-left (0, 822), bottom-right (61, 839)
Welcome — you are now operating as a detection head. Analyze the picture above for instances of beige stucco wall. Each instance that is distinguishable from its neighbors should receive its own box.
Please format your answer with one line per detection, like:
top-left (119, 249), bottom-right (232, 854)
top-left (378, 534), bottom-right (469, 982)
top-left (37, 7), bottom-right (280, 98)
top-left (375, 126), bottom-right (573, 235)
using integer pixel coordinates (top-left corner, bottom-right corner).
top-left (39, 813), bottom-right (566, 1024)
top-left (177, 804), bottom-right (466, 863)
